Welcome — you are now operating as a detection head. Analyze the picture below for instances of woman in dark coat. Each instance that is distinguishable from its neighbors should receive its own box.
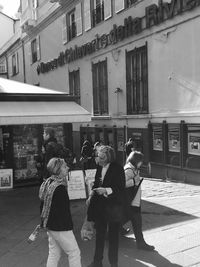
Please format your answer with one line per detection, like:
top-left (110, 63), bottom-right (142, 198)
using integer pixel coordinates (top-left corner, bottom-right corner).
top-left (87, 146), bottom-right (125, 267)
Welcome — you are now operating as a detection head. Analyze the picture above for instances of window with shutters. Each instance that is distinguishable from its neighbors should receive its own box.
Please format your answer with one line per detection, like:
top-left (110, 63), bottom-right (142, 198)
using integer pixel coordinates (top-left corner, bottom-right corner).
top-left (92, 59), bottom-right (108, 116)
top-left (126, 43), bottom-right (148, 114)
top-left (69, 69), bottom-right (80, 104)
top-left (92, 0), bottom-right (104, 27)
top-left (62, 3), bottom-right (82, 43)
top-left (12, 53), bottom-right (19, 76)
top-left (126, 0), bottom-right (139, 8)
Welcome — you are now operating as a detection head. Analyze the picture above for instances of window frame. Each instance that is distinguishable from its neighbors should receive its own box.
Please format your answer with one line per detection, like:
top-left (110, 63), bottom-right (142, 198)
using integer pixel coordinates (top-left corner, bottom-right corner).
top-left (12, 53), bottom-right (19, 76)
top-left (92, 58), bottom-right (109, 116)
top-left (69, 69), bottom-right (80, 104)
top-left (126, 43), bottom-right (148, 115)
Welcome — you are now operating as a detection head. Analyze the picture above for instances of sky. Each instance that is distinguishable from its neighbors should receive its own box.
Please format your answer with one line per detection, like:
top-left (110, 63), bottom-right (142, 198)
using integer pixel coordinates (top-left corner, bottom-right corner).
top-left (0, 0), bottom-right (20, 18)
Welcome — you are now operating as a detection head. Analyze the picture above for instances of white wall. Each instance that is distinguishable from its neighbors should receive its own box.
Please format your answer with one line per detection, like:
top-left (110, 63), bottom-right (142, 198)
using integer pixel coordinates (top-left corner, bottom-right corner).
top-left (0, 13), bottom-right (14, 48)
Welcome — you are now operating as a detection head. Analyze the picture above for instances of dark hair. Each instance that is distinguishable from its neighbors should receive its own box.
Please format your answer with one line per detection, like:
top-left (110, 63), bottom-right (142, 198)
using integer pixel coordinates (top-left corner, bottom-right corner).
top-left (126, 151), bottom-right (144, 167)
top-left (44, 127), bottom-right (55, 138)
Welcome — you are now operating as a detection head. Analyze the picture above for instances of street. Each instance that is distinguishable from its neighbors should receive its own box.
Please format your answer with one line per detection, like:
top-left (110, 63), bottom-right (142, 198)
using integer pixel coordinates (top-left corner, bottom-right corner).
top-left (0, 178), bottom-right (200, 267)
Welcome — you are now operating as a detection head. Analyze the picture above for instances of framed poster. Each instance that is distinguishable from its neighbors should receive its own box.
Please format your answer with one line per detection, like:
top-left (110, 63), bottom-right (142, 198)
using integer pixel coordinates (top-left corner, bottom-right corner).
top-left (168, 132), bottom-right (180, 152)
top-left (0, 169), bottom-right (13, 189)
top-left (153, 132), bottom-right (163, 151)
top-left (188, 133), bottom-right (200, 155)
top-left (68, 170), bottom-right (87, 200)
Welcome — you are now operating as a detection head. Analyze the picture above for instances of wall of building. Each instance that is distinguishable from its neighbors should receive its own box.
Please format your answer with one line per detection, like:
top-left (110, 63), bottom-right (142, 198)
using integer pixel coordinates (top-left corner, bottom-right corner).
top-left (0, 12), bottom-right (15, 48)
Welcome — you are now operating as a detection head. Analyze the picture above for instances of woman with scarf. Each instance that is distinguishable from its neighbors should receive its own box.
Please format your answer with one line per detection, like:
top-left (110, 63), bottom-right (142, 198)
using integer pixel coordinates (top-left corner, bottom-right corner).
top-left (39, 157), bottom-right (82, 267)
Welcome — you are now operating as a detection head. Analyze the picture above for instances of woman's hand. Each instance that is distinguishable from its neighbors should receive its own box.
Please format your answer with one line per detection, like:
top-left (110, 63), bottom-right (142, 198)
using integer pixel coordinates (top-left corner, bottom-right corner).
top-left (93, 187), bottom-right (107, 195)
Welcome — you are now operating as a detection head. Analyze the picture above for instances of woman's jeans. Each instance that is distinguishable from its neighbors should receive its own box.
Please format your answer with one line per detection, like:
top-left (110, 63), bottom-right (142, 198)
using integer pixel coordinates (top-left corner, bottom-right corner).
top-left (47, 230), bottom-right (81, 267)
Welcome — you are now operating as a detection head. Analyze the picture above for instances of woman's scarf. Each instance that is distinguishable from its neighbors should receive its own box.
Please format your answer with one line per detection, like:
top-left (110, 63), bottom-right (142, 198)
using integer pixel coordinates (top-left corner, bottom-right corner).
top-left (39, 175), bottom-right (66, 228)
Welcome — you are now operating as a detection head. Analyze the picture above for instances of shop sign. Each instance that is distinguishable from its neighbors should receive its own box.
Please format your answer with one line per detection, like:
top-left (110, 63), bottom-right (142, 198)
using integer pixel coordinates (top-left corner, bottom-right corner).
top-left (168, 132), bottom-right (180, 152)
top-left (68, 170), bottom-right (86, 200)
top-left (0, 169), bottom-right (13, 189)
top-left (153, 132), bottom-right (163, 151)
top-left (37, 0), bottom-right (200, 74)
top-left (188, 132), bottom-right (200, 155)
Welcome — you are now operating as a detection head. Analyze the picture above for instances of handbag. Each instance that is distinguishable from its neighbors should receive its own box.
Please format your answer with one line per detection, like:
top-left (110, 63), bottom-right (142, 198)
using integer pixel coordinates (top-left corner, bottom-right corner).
top-left (81, 216), bottom-right (95, 241)
top-left (125, 178), bottom-right (143, 206)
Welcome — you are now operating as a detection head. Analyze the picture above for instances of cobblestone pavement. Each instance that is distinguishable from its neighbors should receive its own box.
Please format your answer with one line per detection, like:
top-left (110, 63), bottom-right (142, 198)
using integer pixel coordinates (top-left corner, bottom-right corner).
top-left (142, 178), bottom-right (200, 198)
top-left (0, 179), bottom-right (200, 267)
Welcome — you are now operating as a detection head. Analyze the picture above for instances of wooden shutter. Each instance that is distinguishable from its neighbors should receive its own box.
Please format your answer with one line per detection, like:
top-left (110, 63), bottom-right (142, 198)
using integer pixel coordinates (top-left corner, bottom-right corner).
top-left (62, 14), bottom-right (68, 44)
top-left (104, 0), bottom-right (112, 20)
top-left (36, 36), bottom-right (41, 61)
top-left (84, 0), bottom-right (91, 31)
top-left (75, 3), bottom-right (82, 36)
top-left (115, 0), bottom-right (125, 13)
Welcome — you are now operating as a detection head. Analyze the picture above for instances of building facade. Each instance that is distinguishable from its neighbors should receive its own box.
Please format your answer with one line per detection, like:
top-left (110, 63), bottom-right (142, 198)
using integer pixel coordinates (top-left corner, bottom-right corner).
top-left (1, 0), bottom-right (200, 184)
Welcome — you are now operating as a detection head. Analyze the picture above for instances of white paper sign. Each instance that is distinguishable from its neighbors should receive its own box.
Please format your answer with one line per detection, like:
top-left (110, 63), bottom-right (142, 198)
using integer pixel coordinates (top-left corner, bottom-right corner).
top-left (0, 169), bottom-right (13, 189)
top-left (68, 170), bottom-right (86, 200)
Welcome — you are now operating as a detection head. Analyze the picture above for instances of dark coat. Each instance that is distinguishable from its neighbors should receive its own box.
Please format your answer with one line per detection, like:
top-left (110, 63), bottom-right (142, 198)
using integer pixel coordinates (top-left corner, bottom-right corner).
top-left (87, 161), bottom-right (125, 222)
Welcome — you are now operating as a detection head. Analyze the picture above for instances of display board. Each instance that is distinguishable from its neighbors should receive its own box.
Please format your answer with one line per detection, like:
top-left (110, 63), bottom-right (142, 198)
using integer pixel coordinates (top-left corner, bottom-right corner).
top-left (0, 169), bottom-right (13, 189)
top-left (68, 170), bottom-right (87, 200)
top-left (188, 132), bottom-right (200, 156)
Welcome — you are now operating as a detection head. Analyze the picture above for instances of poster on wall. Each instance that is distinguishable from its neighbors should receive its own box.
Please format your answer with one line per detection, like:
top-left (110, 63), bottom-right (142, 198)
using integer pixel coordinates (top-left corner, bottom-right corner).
top-left (153, 132), bottom-right (163, 151)
top-left (168, 132), bottom-right (180, 152)
top-left (188, 133), bottom-right (200, 155)
top-left (68, 170), bottom-right (86, 200)
top-left (117, 129), bottom-right (124, 151)
top-left (0, 169), bottom-right (13, 189)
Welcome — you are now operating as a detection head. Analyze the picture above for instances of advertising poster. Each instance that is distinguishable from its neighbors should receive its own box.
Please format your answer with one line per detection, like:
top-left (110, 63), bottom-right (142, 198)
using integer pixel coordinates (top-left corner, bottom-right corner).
top-left (68, 170), bottom-right (86, 200)
top-left (153, 132), bottom-right (163, 151)
top-left (0, 169), bottom-right (13, 189)
top-left (168, 132), bottom-right (180, 152)
top-left (188, 133), bottom-right (200, 155)
top-left (117, 129), bottom-right (124, 151)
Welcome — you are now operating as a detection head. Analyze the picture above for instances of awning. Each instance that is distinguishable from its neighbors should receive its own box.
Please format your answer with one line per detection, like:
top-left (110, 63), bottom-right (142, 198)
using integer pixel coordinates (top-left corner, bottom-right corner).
top-left (0, 101), bottom-right (91, 125)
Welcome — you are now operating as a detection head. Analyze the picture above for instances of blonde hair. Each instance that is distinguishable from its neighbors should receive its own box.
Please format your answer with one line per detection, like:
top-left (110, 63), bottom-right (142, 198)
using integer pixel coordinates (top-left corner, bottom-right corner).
top-left (98, 145), bottom-right (115, 163)
top-left (47, 157), bottom-right (66, 176)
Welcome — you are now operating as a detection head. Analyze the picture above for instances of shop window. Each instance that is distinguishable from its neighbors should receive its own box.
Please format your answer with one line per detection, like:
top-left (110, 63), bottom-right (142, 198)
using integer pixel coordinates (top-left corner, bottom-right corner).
top-left (126, 43), bottom-right (148, 114)
top-left (62, 3), bottom-right (82, 44)
top-left (151, 124), bottom-right (163, 163)
top-left (13, 125), bottom-right (40, 181)
top-left (167, 124), bottom-right (180, 166)
top-left (92, 59), bottom-right (108, 116)
top-left (186, 125), bottom-right (200, 169)
top-left (30, 36), bottom-right (40, 64)
top-left (0, 127), bottom-right (12, 169)
top-left (12, 53), bottom-right (19, 76)
top-left (69, 69), bottom-right (80, 104)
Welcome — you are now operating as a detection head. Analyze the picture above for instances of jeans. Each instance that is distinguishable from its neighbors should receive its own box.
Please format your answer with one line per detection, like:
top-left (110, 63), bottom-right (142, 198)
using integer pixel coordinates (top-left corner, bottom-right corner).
top-left (47, 230), bottom-right (81, 267)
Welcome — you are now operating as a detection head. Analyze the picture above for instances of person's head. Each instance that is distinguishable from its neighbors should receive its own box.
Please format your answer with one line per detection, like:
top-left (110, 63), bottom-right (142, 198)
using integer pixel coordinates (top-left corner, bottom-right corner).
top-left (43, 127), bottom-right (55, 141)
top-left (93, 141), bottom-right (103, 156)
top-left (96, 145), bottom-right (115, 166)
top-left (47, 157), bottom-right (69, 182)
top-left (126, 151), bottom-right (144, 169)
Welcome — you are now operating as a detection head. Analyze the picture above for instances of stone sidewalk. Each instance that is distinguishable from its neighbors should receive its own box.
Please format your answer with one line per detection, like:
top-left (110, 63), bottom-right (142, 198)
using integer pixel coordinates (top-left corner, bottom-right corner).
top-left (0, 179), bottom-right (200, 267)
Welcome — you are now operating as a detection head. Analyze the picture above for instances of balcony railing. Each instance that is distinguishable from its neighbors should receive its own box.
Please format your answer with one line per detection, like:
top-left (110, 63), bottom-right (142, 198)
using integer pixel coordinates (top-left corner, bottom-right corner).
top-left (92, 3), bottom-right (104, 27)
top-left (20, 6), bottom-right (37, 30)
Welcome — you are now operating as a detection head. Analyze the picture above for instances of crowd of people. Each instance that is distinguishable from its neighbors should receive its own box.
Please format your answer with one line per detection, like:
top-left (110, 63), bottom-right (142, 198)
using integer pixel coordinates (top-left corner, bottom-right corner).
top-left (37, 130), bottom-right (155, 267)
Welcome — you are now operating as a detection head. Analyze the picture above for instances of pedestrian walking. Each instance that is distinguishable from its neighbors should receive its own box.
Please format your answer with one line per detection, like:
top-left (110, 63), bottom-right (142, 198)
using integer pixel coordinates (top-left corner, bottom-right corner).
top-left (39, 157), bottom-right (82, 267)
top-left (80, 140), bottom-right (96, 170)
top-left (87, 145), bottom-right (125, 267)
top-left (124, 151), bottom-right (155, 251)
top-left (124, 138), bottom-right (135, 157)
